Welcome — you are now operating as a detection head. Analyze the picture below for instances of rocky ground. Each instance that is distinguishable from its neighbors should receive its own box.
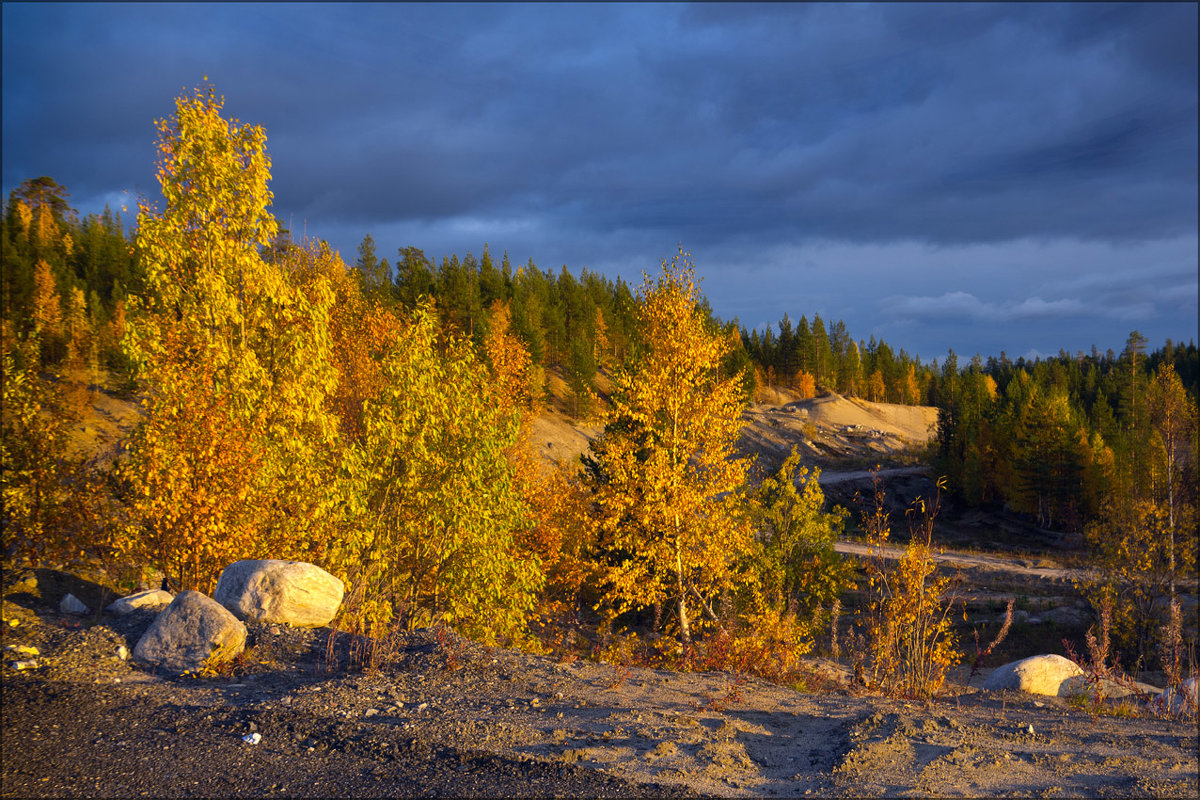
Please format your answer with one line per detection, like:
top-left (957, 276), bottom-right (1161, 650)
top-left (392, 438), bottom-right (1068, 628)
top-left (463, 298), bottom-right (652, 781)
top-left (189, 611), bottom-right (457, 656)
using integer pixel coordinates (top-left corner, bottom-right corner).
top-left (3, 576), bottom-right (1197, 799)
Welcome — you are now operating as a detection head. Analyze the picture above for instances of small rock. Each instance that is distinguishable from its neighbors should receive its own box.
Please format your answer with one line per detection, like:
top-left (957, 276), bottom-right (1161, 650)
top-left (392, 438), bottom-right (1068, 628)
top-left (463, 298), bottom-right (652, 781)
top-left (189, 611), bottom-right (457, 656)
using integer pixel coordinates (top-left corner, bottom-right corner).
top-left (11, 660), bottom-right (38, 671)
top-left (60, 593), bottom-right (89, 615)
top-left (4, 645), bottom-right (39, 657)
top-left (365, 708), bottom-right (379, 717)
top-left (116, 645), bottom-right (129, 661)
top-left (417, 702), bottom-right (428, 711)
top-left (242, 733), bottom-right (262, 745)
top-left (1154, 677), bottom-right (1198, 714)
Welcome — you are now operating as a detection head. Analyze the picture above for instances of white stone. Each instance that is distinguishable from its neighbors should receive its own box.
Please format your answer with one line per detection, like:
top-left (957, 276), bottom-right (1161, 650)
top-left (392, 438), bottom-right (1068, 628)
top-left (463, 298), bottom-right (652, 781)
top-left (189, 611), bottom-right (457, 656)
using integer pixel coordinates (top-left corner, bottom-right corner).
top-left (107, 589), bottom-right (174, 616)
top-left (242, 733), bottom-right (262, 745)
top-left (59, 593), bottom-right (88, 615)
top-left (133, 591), bottom-right (246, 672)
top-left (981, 654), bottom-right (1085, 696)
top-left (214, 560), bottom-right (344, 628)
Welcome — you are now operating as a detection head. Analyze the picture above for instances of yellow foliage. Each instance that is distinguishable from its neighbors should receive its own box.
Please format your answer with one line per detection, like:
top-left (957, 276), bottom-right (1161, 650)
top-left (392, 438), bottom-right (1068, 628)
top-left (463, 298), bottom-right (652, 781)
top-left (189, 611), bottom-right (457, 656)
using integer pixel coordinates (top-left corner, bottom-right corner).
top-left (118, 82), bottom-right (341, 592)
top-left (331, 303), bottom-right (541, 645)
top-left (584, 248), bottom-right (753, 646)
top-left (856, 478), bottom-right (961, 698)
top-left (1, 341), bottom-right (76, 566)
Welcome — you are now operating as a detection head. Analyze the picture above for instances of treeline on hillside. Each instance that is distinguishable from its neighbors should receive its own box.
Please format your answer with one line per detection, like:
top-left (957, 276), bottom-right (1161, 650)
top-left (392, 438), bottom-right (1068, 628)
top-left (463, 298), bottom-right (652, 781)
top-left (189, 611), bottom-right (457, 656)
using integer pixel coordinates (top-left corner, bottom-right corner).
top-left (2, 177), bottom-right (140, 375)
top-left (934, 339), bottom-right (1198, 658)
top-left (741, 315), bottom-right (933, 404)
top-left (355, 236), bottom-right (646, 416)
top-left (2, 175), bottom-right (935, 416)
top-left (935, 338), bottom-right (1198, 530)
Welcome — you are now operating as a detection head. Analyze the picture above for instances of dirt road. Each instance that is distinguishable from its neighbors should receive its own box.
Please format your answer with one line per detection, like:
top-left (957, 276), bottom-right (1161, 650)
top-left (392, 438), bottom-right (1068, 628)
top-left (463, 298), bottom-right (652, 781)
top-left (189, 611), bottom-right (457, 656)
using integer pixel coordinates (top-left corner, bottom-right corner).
top-left (833, 539), bottom-right (1085, 583)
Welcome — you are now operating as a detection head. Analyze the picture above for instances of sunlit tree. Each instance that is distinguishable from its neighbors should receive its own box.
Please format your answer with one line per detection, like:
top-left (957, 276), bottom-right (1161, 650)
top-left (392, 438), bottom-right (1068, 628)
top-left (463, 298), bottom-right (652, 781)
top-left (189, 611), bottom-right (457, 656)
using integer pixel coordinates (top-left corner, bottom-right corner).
top-left (118, 82), bottom-right (340, 591)
top-left (583, 249), bottom-right (753, 646)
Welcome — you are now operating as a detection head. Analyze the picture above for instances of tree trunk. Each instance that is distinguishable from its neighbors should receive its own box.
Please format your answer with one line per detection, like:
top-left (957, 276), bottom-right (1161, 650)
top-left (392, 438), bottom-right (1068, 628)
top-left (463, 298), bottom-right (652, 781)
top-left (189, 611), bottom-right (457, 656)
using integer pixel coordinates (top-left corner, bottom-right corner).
top-left (675, 536), bottom-right (691, 645)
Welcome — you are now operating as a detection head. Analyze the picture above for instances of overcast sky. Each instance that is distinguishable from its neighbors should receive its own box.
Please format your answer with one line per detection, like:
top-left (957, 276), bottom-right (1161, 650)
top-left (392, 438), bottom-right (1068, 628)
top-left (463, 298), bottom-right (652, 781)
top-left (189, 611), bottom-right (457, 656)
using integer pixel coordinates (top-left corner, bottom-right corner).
top-left (3, 2), bottom-right (1196, 361)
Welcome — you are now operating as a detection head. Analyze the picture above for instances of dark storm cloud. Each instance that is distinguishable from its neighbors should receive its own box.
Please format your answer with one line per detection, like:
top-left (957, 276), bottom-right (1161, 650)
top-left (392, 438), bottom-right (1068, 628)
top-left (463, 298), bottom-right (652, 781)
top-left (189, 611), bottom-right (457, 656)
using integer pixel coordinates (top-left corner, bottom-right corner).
top-left (2, 2), bottom-right (1195, 359)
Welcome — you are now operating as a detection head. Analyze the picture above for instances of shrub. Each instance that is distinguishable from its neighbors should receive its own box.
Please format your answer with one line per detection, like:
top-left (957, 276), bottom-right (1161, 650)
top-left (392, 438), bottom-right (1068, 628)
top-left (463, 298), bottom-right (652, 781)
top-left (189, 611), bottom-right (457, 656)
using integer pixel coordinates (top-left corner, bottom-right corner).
top-left (853, 474), bottom-right (962, 699)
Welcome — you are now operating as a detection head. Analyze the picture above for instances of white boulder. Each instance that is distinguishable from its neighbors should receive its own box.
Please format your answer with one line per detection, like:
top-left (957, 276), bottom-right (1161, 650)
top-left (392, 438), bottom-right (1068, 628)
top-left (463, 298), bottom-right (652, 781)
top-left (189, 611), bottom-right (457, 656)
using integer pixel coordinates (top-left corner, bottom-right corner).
top-left (134, 590), bottom-right (246, 672)
top-left (107, 589), bottom-right (174, 616)
top-left (214, 560), bottom-right (343, 628)
top-left (982, 654), bottom-right (1084, 696)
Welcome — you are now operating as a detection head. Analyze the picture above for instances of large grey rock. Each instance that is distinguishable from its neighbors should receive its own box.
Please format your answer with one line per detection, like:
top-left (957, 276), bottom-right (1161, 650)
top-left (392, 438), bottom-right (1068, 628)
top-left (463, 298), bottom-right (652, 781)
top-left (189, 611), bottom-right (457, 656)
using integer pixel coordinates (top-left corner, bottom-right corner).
top-left (982, 654), bottom-right (1084, 696)
top-left (214, 560), bottom-right (343, 628)
top-left (1060, 674), bottom-right (1162, 700)
top-left (134, 591), bottom-right (246, 672)
top-left (107, 589), bottom-right (174, 616)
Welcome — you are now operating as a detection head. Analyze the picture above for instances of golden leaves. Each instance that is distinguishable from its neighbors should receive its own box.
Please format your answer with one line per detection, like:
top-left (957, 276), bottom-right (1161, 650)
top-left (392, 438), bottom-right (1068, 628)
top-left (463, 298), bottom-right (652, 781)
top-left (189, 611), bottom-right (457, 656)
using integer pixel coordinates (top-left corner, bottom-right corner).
top-left (585, 248), bottom-right (753, 644)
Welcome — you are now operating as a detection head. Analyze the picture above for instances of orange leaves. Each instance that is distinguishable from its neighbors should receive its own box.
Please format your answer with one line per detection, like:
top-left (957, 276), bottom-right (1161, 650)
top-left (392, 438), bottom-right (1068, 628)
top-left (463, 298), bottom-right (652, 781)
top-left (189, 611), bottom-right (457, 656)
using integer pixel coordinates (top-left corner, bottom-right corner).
top-left (793, 370), bottom-right (816, 400)
top-left (484, 300), bottom-right (535, 412)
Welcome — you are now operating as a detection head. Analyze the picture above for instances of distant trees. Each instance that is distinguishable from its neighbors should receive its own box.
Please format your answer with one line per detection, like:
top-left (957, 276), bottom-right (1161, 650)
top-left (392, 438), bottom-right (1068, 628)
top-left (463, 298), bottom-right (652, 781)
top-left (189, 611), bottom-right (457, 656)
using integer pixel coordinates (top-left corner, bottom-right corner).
top-left (740, 316), bottom-right (932, 404)
top-left (934, 332), bottom-right (1199, 667)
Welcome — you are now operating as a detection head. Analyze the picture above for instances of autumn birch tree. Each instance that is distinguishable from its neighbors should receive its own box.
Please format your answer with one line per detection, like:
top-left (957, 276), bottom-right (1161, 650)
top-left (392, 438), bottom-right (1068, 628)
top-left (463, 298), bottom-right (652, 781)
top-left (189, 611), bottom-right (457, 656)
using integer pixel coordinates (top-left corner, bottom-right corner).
top-left (584, 249), bottom-right (753, 646)
top-left (119, 82), bottom-right (339, 591)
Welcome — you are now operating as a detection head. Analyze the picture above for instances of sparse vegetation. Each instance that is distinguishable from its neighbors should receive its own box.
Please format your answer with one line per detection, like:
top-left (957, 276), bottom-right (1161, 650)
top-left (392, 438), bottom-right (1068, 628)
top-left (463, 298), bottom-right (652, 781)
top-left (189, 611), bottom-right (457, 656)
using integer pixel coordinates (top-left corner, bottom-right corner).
top-left (852, 475), bottom-right (962, 699)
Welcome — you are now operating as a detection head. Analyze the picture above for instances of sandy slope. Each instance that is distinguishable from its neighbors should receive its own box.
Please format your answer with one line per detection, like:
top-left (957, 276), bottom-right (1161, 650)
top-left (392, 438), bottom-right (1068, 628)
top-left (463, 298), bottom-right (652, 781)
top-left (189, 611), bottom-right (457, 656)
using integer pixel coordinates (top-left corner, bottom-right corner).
top-left (525, 390), bottom-right (941, 472)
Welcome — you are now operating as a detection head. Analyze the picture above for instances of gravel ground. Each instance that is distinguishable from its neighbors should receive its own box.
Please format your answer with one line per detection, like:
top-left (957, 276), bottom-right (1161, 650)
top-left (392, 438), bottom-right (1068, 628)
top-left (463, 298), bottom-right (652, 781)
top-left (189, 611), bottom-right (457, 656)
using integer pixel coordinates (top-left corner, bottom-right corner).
top-left (3, 571), bottom-right (1197, 798)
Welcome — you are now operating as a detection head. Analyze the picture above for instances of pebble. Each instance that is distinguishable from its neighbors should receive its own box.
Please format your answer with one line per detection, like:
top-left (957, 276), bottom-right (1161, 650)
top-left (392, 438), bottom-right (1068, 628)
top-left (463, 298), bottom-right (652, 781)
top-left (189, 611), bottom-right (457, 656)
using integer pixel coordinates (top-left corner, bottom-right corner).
top-left (4, 645), bottom-right (39, 656)
top-left (242, 733), bottom-right (262, 745)
top-left (365, 708), bottom-right (379, 717)
top-left (11, 659), bottom-right (38, 671)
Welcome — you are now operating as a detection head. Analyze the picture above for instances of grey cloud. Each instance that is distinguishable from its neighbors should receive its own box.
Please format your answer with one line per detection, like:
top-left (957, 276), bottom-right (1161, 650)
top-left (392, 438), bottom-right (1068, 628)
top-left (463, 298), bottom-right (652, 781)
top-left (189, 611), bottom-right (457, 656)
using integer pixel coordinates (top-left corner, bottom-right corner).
top-left (884, 292), bottom-right (1086, 322)
top-left (2, 3), bottom-right (1194, 362)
